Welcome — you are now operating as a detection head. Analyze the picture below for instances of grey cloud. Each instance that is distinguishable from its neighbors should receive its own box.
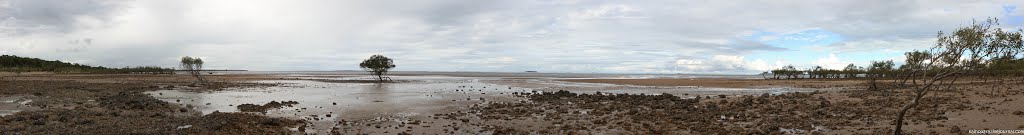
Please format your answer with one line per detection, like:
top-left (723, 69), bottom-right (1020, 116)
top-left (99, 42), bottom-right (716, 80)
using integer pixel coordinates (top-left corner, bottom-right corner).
top-left (0, 0), bottom-right (128, 35)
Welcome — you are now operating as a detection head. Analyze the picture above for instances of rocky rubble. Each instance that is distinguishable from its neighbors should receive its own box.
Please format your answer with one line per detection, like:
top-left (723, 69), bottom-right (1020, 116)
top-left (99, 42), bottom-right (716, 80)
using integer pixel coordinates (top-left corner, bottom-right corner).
top-left (0, 79), bottom-right (305, 134)
top-left (436, 88), bottom-right (968, 134)
top-left (237, 101), bottom-right (299, 113)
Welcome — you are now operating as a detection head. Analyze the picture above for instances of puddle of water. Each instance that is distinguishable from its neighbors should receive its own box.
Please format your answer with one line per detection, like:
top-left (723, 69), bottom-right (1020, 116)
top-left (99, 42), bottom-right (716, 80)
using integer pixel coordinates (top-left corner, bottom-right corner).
top-left (0, 96), bottom-right (34, 116)
top-left (488, 79), bottom-right (825, 97)
top-left (525, 79), bottom-right (621, 88)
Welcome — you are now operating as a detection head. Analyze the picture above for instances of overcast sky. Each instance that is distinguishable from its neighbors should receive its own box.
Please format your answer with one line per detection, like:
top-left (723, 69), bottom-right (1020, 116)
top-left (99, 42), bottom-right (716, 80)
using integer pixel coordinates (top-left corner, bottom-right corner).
top-left (2, 0), bottom-right (1023, 74)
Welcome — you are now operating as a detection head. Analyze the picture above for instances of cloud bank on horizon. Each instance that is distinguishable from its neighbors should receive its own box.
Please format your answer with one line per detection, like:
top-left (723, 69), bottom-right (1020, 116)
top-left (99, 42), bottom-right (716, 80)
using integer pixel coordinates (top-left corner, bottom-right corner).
top-left (2, 0), bottom-right (1023, 74)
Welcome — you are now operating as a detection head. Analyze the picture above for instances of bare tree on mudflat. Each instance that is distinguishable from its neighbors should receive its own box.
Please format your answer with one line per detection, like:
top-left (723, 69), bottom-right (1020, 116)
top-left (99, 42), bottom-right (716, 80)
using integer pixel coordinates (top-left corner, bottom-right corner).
top-left (180, 56), bottom-right (207, 84)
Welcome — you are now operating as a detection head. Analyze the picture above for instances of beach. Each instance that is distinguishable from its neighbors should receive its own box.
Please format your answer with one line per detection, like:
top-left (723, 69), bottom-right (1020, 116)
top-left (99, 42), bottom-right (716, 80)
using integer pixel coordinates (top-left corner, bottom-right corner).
top-left (1, 72), bottom-right (1021, 134)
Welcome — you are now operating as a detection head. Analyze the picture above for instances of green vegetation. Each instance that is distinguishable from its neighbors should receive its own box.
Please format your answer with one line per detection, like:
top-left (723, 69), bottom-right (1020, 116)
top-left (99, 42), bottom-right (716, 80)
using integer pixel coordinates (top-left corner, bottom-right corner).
top-left (808, 65), bottom-right (843, 79)
top-left (757, 18), bottom-right (1024, 134)
top-left (841, 64), bottom-right (863, 78)
top-left (359, 54), bottom-right (396, 82)
top-left (768, 65), bottom-right (800, 79)
top-left (867, 60), bottom-right (895, 90)
top-left (769, 64), bottom-right (864, 79)
top-left (891, 18), bottom-right (1023, 135)
top-left (0, 55), bottom-right (173, 74)
top-left (896, 51), bottom-right (932, 86)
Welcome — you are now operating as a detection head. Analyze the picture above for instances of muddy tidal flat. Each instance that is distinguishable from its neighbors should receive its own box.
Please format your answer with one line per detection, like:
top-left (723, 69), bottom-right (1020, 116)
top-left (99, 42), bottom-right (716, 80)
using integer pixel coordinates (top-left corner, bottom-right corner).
top-left (1, 72), bottom-right (1023, 134)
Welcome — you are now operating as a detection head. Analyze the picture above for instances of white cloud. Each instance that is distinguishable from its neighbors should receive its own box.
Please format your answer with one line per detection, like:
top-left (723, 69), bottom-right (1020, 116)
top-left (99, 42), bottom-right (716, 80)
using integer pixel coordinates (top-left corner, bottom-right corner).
top-left (666, 55), bottom-right (780, 73)
top-left (821, 38), bottom-right (936, 53)
top-left (812, 53), bottom-right (850, 69)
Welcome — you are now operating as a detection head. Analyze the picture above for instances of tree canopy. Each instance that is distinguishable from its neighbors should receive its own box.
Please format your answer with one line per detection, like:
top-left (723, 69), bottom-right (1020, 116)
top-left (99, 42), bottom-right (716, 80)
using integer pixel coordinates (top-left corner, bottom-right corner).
top-left (180, 56), bottom-right (208, 83)
top-left (359, 55), bottom-right (396, 82)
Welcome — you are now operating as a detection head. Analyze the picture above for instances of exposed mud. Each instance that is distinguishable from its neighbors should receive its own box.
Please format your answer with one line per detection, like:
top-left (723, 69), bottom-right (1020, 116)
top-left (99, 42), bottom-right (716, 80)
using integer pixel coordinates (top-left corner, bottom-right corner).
top-left (0, 75), bottom-right (305, 134)
top-left (432, 79), bottom-right (1021, 134)
top-left (0, 91), bottom-right (304, 134)
top-left (238, 101), bottom-right (299, 113)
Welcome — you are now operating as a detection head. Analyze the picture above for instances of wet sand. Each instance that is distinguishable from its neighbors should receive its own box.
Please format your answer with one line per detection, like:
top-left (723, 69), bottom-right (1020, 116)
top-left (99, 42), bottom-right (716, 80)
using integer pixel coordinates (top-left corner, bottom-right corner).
top-left (1, 73), bottom-right (1022, 134)
top-left (560, 78), bottom-right (866, 88)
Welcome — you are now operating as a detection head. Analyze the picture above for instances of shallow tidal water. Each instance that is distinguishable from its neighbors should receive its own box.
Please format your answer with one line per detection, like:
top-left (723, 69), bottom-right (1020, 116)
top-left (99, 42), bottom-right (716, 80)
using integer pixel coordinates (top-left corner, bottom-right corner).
top-left (147, 76), bottom-right (532, 133)
top-left (143, 74), bottom-right (824, 134)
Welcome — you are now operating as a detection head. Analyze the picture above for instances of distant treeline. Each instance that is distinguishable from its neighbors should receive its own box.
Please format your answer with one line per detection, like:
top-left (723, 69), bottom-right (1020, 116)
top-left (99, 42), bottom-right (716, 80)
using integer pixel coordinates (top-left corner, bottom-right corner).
top-left (763, 62), bottom-right (894, 79)
top-left (763, 53), bottom-right (1024, 80)
top-left (765, 57), bottom-right (1019, 79)
top-left (0, 55), bottom-right (174, 74)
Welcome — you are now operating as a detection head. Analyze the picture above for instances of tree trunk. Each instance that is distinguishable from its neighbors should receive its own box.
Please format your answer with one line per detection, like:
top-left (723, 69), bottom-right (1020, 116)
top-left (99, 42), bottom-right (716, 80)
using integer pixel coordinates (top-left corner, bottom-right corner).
top-left (190, 70), bottom-right (206, 84)
top-left (894, 72), bottom-right (957, 134)
top-left (376, 72), bottom-right (384, 82)
top-left (893, 94), bottom-right (918, 135)
top-left (869, 77), bottom-right (878, 90)
top-left (912, 75), bottom-right (917, 85)
top-left (894, 82), bottom-right (933, 135)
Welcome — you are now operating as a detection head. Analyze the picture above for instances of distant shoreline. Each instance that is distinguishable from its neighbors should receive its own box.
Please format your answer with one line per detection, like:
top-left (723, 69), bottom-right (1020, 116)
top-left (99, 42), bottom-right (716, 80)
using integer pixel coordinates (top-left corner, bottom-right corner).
top-left (174, 69), bottom-right (247, 71)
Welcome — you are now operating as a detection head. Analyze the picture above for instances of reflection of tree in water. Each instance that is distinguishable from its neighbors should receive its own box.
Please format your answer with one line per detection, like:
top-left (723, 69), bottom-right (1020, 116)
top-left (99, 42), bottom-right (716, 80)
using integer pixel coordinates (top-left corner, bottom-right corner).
top-left (365, 83), bottom-right (389, 103)
top-left (370, 83), bottom-right (385, 91)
